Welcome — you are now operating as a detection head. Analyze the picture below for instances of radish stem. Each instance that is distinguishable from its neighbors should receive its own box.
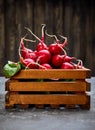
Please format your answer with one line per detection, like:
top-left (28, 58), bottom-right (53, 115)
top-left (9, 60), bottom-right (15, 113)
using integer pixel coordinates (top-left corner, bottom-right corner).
top-left (25, 27), bottom-right (41, 42)
top-left (57, 44), bottom-right (67, 55)
top-left (59, 35), bottom-right (67, 47)
top-left (59, 35), bottom-right (67, 42)
top-left (23, 38), bottom-right (36, 43)
top-left (45, 30), bottom-right (59, 42)
top-left (76, 59), bottom-right (83, 69)
top-left (41, 24), bottom-right (46, 37)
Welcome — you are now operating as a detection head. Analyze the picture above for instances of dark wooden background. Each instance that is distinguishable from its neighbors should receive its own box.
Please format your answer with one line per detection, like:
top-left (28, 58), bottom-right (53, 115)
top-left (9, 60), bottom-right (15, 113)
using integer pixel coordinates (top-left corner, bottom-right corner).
top-left (0, 0), bottom-right (95, 76)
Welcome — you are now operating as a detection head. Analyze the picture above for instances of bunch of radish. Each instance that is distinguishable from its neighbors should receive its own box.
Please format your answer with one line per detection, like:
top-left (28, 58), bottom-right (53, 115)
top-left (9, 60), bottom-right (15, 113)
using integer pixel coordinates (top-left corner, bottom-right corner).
top-left (19, 24), bottom-right (84, 70)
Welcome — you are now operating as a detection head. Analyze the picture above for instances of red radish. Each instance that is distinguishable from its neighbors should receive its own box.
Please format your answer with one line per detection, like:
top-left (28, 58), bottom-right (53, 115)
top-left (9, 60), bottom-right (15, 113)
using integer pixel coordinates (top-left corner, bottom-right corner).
top-left (45, 31), bottom-right (67, 55)
top-left (25, 52), bottom-right (37, 61)
top-left (20, 38), bottom-right (33, 58)
top-left (20, 36), bottom-right (37, 60)
top-left (36, 50), bottom-right (51, 64)
top-left (52, 54), bottom-right (65, 67)
top-left (63, 55), bottom-right (76, 62)
top-left (25, 26), bottom-right (48, 52)
top-left (61, 62), bottom-right (74, 69)
top-left (20, 57), bottom-right (38, 69)
top-left (39, 63), bottom-right (52, 69)
top-left (49, 43), bottom-right (63, 55)
top-left (36, 24), bottom-right (48, 51)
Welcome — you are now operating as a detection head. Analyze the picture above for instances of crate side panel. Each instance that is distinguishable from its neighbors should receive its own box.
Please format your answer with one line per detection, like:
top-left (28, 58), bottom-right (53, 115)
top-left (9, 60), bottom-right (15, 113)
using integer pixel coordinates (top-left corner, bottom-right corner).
top-left (11, 69), bottom-right (91, 79)
top-left (6, 80), bottom-right (88, 92)
top-left (8, 94), bottom-right (88, 105)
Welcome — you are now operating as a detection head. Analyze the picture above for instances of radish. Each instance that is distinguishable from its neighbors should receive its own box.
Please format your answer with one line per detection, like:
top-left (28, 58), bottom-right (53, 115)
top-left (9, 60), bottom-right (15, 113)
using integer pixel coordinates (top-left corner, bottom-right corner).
top-left (36, 50), bottom-right (51, 64)
top-left (61, 62), bottom-right (74, 69)
top-left (39, 63), bottom-right (52, 69)
top-left (20, 38), bottom-right (33, 58)
top-left (51, 54), bottom-right (65, 67)
top-left (36, 24), bottom-right (48, 51)
top-left (63, 55), bottom-right (76, 62)
top-left (25, 26), bottom-right (48, 52)
top-left (20, 56), bottom-right (52, 70)
top-left (20, 36), bottom-right (37, 60)
top-left (20, 57), bottom-right (38, 69)
top-left (45, 31), bottom-right (67, 55)
top-left (25, 52), bottom-right (37, 61)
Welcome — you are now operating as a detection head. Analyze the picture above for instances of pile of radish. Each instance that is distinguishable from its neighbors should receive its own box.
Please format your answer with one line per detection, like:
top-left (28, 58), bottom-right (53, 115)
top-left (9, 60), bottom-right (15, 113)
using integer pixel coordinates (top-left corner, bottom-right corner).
top-left (19, 24), bottom-right (84, 70)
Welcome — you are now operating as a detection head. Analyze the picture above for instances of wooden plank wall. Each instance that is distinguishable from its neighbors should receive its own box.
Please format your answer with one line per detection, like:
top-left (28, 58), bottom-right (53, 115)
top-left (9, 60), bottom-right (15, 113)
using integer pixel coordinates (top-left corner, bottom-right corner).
top-left (0, 0), bottom-right (95, 76)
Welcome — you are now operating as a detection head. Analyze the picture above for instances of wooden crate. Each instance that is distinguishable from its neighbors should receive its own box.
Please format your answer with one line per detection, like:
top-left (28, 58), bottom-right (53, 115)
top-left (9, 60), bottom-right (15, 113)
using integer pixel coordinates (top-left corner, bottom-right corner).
top-left (5, 69), bottom-right (91, 109)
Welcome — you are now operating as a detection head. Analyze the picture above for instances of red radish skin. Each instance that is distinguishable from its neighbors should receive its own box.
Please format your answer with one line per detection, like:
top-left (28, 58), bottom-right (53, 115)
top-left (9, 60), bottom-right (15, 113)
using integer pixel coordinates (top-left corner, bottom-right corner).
top-left (49, 44), bottom-right (62, 55)
top-left (52, 54), bottom-right (65, 67)
top-left (39, 63), bottom-right (52, 69)
top-left (63, 55), bottom-right (76, 62)
top-left (61, 62), bottom-right (74, 69)
top-left (36, 41), bottom-right (48, 52)
top-left (45, 31), bottom-right (67, 55)
top-left (20, 57), bottom-right (38, 69)
top-left (36, 24), bottom-right (48, 51)
top-left (36, 50), bottom-right (51, 64)
top-left (20, 37), bottom-right (37, 61)
top-left (25, 26), bottom-right (48, 52)
top-left (25, 52), bottom-right (37, 61)
top-left (20, 39), bottom-right (33, 58)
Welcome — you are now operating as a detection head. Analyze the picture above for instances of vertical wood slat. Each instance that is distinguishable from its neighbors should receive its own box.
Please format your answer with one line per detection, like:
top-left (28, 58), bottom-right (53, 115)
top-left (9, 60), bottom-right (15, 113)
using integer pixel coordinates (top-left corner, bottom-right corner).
top-left (53, 0), bottom-right (63, 35)
top-left (44, 1), bottom-right (54, 45)
top-left (4, 0), bottom-right (16, 61)
top-left (33, 0), bottom-right (45, 49)
top-left (0, 0), bottom-right (5, 71)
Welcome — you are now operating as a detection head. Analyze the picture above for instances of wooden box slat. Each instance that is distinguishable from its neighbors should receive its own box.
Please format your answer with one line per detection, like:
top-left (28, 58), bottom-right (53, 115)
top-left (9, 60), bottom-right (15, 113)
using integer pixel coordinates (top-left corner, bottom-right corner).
top-left (11, 69), bottom-right (91, 79)
top-left (5, 80), bottom-right (90, 92)
top-left (7, 93), bottom-right (89, 105)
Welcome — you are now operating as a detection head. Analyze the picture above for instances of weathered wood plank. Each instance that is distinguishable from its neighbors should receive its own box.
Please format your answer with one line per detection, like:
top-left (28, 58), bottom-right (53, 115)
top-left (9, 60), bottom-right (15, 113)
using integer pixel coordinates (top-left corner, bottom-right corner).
top-left (0, 0), bottom-right (5, 71)
top-left (11, 69), bottom-right (91, 79)
top-left (4, 0), bottom-right (16, 61)
top-left (6, 80), bottom-right (89, 92)
top-left (8, 94), bottom-right (88, 105)
top-left (33, 0), bottom-right (45, 49)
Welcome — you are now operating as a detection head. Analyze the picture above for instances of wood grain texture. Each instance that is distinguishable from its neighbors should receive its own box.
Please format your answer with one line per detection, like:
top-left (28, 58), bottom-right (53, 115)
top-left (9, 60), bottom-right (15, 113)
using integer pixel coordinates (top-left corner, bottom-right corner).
top-left (11, 69), bottom-right (91, 79)
top-left (5, 80), bottom-right (90, 92)
top-left (5, 67), bottom-right (91, 109)
top-left (7, 93), bottom-right (88, 105)
top-left (0, 0), bottom-right (5, 72)
top-left (0, 0), bottom-right (95, 75)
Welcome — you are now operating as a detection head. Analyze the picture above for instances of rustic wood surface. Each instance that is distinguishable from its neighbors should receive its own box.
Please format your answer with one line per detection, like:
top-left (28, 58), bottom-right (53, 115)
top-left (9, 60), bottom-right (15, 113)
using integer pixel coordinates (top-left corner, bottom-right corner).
top-left (11, 69), bottom-right (91, 79)
top-left (5, 68), bottom-right (91, 109)
top-left (6, 93), bottom-right (89, 105)
top-left (0, 0), bottom-right (95, 75)
top-left (5, 80), bottom-right (90, 92)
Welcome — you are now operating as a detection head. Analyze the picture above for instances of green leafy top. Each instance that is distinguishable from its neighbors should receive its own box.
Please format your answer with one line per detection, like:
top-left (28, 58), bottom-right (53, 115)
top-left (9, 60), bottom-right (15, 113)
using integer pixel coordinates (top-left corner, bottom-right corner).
top-left (3, 61), bottom-right (21, 78)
